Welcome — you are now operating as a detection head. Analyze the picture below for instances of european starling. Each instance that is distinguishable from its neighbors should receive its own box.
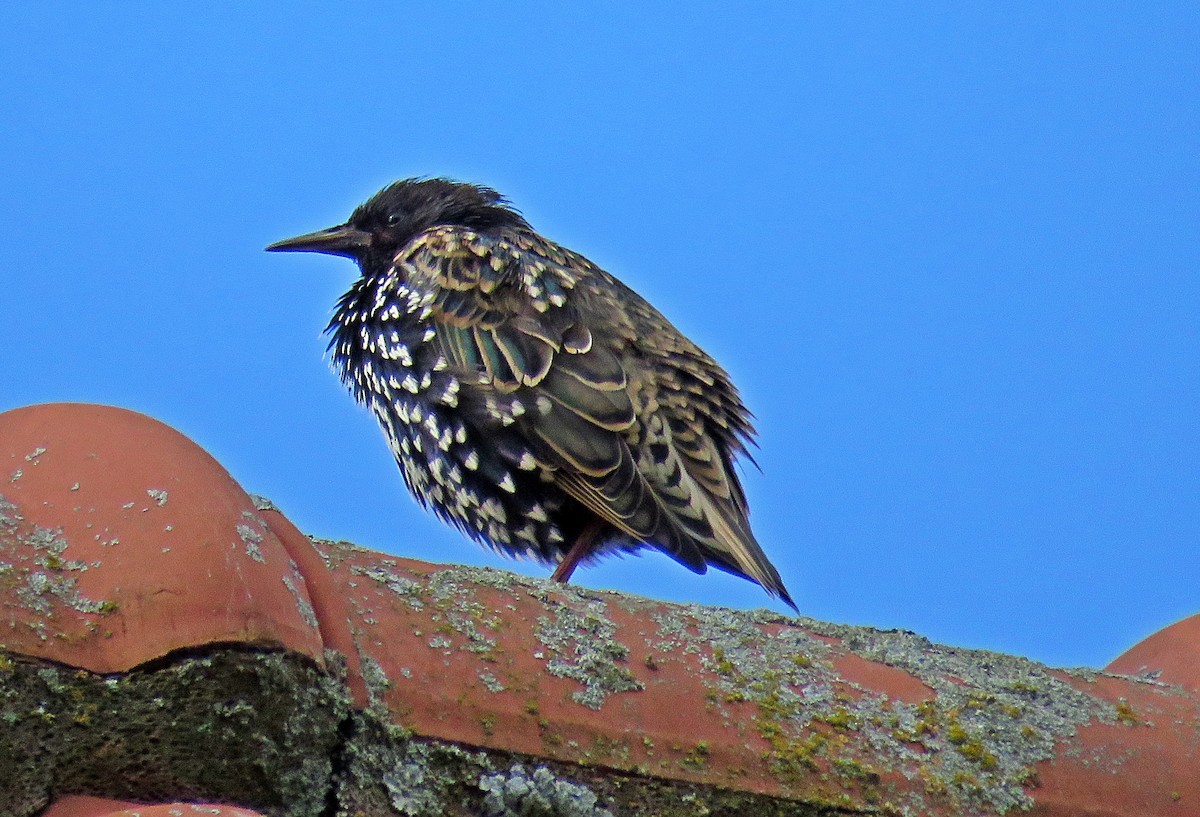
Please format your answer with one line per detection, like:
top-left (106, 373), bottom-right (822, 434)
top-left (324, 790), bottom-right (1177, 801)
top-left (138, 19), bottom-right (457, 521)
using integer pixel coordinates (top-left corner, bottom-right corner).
top-left (267, 178), bottom-right (795, 609)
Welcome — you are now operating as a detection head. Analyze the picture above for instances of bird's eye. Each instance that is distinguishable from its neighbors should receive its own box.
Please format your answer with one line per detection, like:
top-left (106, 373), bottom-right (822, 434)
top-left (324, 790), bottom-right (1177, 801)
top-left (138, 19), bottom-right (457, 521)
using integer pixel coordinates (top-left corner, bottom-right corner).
top-left (386, 213), bottom-right (402, 226)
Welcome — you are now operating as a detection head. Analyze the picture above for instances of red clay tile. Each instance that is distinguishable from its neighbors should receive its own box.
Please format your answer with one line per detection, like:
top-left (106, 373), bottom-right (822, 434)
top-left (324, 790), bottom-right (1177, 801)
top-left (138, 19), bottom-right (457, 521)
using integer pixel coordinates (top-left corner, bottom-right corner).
top-left (44, 797), bottom-right (265, 817)
top-left (1104, 613), bottom-right (1200, 690)
top-left (829, 650), bottom-right (933, 704)
top-left (308, 546), bottom-right (1200, 814)
top-left (40, 797), bottom-right (144, 817)
top-left (0, 403), bottom-right (324, 672)
top-left (259, 505), bottom-right (369, 707)
top-left (1030, 673), bottom-right (1200, 817)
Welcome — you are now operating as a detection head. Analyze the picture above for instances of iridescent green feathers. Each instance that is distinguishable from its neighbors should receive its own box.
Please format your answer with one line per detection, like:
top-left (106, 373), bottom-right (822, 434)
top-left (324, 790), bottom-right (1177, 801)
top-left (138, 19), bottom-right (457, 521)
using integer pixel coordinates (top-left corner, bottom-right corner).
top-left (399, 222), bottom-right (791, 606)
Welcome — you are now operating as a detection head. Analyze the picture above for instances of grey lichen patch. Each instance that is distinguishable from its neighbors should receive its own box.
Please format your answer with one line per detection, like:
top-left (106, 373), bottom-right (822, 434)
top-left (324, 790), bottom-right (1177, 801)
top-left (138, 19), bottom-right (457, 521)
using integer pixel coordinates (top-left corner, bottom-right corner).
top-left (0, 495), bottom-right (20, 528)
top-left (425, 569), bottom-right (506, 660)
top-left (339, 710), bottom-right (632, 817)
top-left (282, 558), bottom-right (319, 629)
top-left (652, 604), bottom-right (1120, 815)
top-left (307, 535), bottom-right (362, 571)
top-left (424, 563), bottom-right (604, 610)
top-left (355, 562), bottom-right (511, 666)
top-left (479, 670), bottom-right (507, 693)
top-left (146, 488), bottom-right (169, 507)
top-left (250, 493), bottom-right (280, 513)
top-left (479, 764), bottom-right (614, 817)
top-left (237, 511), bottom-right (269, 563)
top-left (360, 654), bottom-right (393, 712)
top-left (353, 564), bottom-right (426, 611)
top-left (535, 597), bottom-right (643, 710)
top-left (239, 527), bottom-right (265, 562)
top-left (436, 563), bottom-right (540, 594)
top-left (381, 741), bottom-right (469, 816)
top-left (439, 564), bottom-right (641, 620)
top-left (0, 500), bottom-right (118, 636)
top-left (338, 715), bottom-right (490, 816)
top-left (23, 447), bottom-right (46, 463)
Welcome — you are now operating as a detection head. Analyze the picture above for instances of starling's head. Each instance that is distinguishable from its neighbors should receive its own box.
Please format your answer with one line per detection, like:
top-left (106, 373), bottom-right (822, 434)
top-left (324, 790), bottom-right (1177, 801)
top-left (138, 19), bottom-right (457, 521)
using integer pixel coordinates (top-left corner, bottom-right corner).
top-left (266, 177), bottom-right (528, 273)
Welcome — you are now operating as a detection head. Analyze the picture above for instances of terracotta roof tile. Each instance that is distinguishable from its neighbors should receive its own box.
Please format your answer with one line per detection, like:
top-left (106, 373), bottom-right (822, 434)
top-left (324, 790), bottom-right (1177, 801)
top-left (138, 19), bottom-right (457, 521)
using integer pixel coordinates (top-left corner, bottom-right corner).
top-left (0, 403), bottom-right (324, 672)
top-left (1105, 613), bottom-right (1200, 690)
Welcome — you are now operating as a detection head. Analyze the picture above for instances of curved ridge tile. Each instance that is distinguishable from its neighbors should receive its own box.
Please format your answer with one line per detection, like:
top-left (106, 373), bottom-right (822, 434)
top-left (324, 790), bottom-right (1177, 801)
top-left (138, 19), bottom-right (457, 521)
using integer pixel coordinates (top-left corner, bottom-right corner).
top-left (0, 403), bottom-right (324, 672)
top-left (1105, 613), bottom-right (1200, 691)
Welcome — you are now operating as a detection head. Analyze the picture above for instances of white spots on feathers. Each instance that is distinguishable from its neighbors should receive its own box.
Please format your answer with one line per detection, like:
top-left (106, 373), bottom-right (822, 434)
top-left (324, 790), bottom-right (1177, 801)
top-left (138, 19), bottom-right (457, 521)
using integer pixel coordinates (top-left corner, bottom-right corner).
top-left (327, 236), bottom-right (581, 564)
top-left (378, 336), bottom-right (412, 366)
top-left (482, 498), bottom-right (507, 523)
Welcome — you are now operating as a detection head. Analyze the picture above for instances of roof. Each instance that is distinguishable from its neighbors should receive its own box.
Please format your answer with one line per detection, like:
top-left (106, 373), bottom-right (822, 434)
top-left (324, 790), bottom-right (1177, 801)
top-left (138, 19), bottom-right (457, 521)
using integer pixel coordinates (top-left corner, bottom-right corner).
top-left (2, 402), bottom-right (1196, 816)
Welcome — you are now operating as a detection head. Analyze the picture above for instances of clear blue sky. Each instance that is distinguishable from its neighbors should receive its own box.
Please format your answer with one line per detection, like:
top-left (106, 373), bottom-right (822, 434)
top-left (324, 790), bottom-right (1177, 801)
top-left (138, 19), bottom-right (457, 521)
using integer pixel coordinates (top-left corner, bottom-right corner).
top-left (2, 4), bottom-right (1196, 669)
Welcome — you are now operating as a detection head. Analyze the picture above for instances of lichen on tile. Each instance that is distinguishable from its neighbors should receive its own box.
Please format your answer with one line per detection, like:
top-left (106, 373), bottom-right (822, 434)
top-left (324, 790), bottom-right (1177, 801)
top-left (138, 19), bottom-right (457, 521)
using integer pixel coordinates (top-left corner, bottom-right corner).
top-left (478, 763), bottom-right (614, 817)
top-left (535, 597), bottom-right (643, 710)
top-left (650, 603), bottom-right (1124, 814)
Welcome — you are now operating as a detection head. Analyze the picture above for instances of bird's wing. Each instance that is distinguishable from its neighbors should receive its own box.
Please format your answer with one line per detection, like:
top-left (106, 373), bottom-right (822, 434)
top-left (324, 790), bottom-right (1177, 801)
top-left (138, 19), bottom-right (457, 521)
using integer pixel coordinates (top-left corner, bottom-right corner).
top-left (579, 266), bottom-right (792, 605)
top-left (398, 226), bottom-right (710, 572)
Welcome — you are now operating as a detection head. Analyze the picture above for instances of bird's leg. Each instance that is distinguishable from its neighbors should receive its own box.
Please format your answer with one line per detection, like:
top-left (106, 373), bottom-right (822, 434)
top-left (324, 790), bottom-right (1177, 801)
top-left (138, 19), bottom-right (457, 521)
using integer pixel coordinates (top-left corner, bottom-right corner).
top-left (550, 519), bottom-right (606, 583)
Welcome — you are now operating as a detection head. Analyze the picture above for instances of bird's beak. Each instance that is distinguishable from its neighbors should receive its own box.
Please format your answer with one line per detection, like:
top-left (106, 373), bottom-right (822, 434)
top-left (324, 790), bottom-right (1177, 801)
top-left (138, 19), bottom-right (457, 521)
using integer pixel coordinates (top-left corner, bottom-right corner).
top-left (265, 224), bottom-right (372, 257)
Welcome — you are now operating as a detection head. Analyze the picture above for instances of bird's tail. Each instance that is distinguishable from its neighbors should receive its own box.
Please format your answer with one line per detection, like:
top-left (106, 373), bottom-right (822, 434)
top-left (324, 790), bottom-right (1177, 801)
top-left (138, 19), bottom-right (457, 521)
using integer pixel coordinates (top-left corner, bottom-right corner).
top-left (702, 507), bottom-right (797, 611)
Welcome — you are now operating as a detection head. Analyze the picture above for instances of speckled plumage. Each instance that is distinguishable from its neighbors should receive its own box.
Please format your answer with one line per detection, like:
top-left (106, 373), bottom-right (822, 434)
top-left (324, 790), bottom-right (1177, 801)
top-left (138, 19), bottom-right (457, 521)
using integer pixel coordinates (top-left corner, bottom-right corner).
top-left (267, 178), bottom-right (794, 609)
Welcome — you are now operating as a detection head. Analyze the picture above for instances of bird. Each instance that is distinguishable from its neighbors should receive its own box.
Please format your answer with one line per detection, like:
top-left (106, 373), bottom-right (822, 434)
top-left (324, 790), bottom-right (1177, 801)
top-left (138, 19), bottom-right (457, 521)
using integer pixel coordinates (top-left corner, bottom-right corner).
top-left (267, 177), bottom-right (795, 610)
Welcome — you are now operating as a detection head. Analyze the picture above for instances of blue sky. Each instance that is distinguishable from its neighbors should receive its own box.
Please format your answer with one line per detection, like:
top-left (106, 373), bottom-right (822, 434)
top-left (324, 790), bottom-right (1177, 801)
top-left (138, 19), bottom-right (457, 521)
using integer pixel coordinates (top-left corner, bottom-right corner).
top-left (2, 4), bottom-right (1196, 669)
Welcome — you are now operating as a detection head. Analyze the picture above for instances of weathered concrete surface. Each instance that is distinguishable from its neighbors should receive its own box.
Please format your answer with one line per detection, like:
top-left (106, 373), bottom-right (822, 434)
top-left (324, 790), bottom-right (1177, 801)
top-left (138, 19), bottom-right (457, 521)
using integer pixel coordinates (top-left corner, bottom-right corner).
top-left (2, 403), bottom-right (1197, 816)
top-left (0, 650), bottom-right (345, 817)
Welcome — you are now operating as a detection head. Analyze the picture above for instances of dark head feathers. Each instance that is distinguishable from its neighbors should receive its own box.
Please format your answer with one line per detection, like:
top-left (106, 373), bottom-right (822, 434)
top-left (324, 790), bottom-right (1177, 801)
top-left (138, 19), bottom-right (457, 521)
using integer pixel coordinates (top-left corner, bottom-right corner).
top-left (352, 178), bottom-right (529, 247)
top-left (266, 177), bottom-right (530, 274)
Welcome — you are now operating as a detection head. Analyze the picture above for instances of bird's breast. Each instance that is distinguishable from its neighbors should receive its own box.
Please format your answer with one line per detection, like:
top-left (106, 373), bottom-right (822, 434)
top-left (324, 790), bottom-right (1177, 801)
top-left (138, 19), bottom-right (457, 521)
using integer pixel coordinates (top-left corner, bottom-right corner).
top-left (328, 281), bottom-right (571, 561)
